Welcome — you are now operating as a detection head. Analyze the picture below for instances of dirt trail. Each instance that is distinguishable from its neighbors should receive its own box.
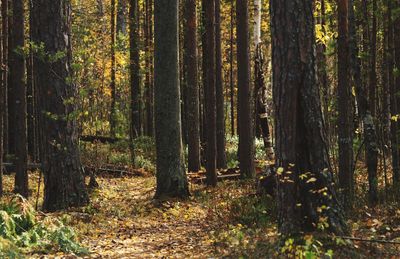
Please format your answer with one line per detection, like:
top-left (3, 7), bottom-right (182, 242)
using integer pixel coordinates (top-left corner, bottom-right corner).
top-left (75, 177), bottom-right (216, 258)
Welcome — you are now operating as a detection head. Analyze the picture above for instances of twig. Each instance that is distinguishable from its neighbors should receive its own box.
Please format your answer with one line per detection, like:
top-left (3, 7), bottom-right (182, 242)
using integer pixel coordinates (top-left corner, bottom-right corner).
top-left (338, 236), bottom-right (400, 245)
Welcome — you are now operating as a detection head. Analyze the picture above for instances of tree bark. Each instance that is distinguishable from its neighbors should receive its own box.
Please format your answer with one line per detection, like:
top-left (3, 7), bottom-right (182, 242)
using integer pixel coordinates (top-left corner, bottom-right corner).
top-left (348, 0), bottom-right (379, 204)
top-left (110, 0), bottom-right (117, 137)
top-left (31, 0), bottom-right (89, 211)
top-left (154, 0), bottom-right (189, 198)
top-left (0, 0), bottom-right (4, 197)
top-left (229, 0), bottom-right (235, 137)
top-left (117, 0), bottom-right (127, 35)
top-left (253, 0), bottom-right (273, 158)
top-left (215, 0), bottom-right (226, 169)
top-left (203, 0), bottom-right (217, 186)
top-left (184, 0), bottom-right (200, 173)
top-left (10, 0), bottom-right (28, 197)
top-left (270, 0), bottom-right (347, 236)
top-left (2, 0), bottom-right (7, 156)
top-left (237, 0), bottom-right (255, 178)
top-left (337, 0), bottom-right (354, 205)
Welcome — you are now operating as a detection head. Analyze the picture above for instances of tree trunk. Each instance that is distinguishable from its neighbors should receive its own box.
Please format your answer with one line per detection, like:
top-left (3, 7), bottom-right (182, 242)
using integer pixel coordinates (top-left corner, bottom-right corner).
top-left (369, 0), bottom-right (377, 116)
top-left (337, 0), bottom-right (354, 205)
top-left (230, 0), bottom-right (235, 137)
top-left (203, 0), bottom-right (217, 186)
top-left (154, 0), bottom-right (189, 198)
top-left (270, 0), bottom-right (347, 236)
top-left (10, 0), bottom-right (28, 197)
top-left (31, 0), bottom-right (89, 211)
top-left (387, 0), bottom-right (400, 184)
top-left (394, 0), bottom-right (400, 185)
top-left (2, 0), bottom-right (7, 156)
top-left (0, 0), bottom-right (3, 197)
top-left (117, 0), bottom-right (127, 35)
top-left (184, 0), bottom-right (200, 173)
top-left (348, 0), bottom-right (379, 204)
top-left (129, 0), bottom-right (140, 163)
top-left (237, 0), bottom-right (255, 178)
top-left (110, 0), bottom-right (117, 137)
top-left (253, 0), bottom-right (273, 159)
top-left (215, 0), bottom-right (226, 170)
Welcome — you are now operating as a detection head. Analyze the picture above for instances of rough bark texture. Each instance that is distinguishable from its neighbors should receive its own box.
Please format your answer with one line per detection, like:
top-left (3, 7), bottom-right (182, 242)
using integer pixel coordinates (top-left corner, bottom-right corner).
top-left (184, 0), bottom-right (201, 173)
top-left (253, 0), bottom-right (273, 158)
top-left (215, 0), bottom-right (227, 170)
top-left (31, 0), bottom-right (89, 211)
top-left (129, 0), bottom-right (140, 139)
top-left (203, 0), bottom-right (217, 186)
top-left (237, 0), bottom-right (255, 178)
top-left (387, 0), bottom-right (400, 184)
top-left (10, 0), bottom-right (28, 197)
top-left (270, 0), bottom-right (347, 236)
top-left (110, 0), bottom-right (117, 137)
top-left (337, 0), bottom-right (354, 205)
top-left (2, 0), bottom-right (7, 156)
top-left (348, 0), bottom-right (378, 204)
top-left (0, 0), bottom-right (3, 197)
top-left (154, 0), bottom-right (189, 199)
top-left (229, 0), bottom-right (235, 136)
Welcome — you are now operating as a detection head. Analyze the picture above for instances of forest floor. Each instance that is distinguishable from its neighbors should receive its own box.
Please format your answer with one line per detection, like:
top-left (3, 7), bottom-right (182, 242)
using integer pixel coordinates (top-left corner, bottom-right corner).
top-left (2, 169), bottom-right (400, 258)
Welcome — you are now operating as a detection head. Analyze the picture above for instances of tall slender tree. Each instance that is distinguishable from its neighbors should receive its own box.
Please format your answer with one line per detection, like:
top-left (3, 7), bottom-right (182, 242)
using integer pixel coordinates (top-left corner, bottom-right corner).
top-left (215, 0), bottom-right (226, 169)
top-left (184, 0), bottom-right (200, 173)
top-left (229, 0), bottom-right (235, 137)
top-left (129, 0), bottom-right (140, 162)
top-left (117, 0), bottom-right (127, 35)
top-left (270, 0), bottom-right (347, 236)
top-left (31, 0), bottom-right (89, 211)
top-left (10, 0), bottom-right (28, 197)
top-left (236, 0), bottom-right (255, 178)
top-left (154, 0), bottom-right (189, 198)
top-left (0, 0), bottom-right (4, 197)
top-left (337, 0), bottom-right (354, 205)
top-left (203, 0), bottom-right (217, 186)
top-left (110, 0), bottom-right (117, 137)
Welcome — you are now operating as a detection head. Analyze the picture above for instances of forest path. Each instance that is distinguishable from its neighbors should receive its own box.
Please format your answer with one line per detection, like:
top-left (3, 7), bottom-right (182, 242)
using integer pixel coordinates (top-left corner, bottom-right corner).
top-left (75, 176), bottom-right (217, 258)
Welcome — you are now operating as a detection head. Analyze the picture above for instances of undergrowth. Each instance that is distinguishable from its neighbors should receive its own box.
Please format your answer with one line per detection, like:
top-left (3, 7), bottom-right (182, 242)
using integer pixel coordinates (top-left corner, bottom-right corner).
top-left (0, 195), bottom-right (87, 258)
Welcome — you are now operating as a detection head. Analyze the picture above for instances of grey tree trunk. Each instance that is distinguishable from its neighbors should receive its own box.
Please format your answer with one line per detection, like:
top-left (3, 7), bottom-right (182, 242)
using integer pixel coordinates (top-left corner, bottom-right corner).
top-left (154, 0), bottom-right (189, 199)
top-left (237, 0), bottom-right (255, 178)
top-left (31, 0), bottom-right (89, 211)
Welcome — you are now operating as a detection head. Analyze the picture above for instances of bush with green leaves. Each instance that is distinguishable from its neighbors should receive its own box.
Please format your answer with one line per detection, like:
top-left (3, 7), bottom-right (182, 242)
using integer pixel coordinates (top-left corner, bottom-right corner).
top-left (0, 195), bottom-right (88, 257)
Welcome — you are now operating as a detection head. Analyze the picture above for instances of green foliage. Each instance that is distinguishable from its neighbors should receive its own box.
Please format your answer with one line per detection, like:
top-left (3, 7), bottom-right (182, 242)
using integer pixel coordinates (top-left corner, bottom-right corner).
top-left (280, 235), bottom-right (334, 259)
top-left (229, 195), bottom-right (272, 228)
top-left (0, 195), bottom-right (88, 257)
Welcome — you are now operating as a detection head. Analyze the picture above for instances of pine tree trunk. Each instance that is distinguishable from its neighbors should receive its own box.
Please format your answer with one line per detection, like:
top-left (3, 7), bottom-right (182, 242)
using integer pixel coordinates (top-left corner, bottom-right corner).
top-left (348, 0), bottom-right (379, 204)
top-left (110, 0), bottom-right (117, 137)
top-left (253, 0), bottom-right (273, 159)
top-left (270, 0), bottom-right (347, 236)
top-left (117, 0), bottom-right (127, 35)
top-left (184, 0), bottom-right (201, 173)
top-left (387, 0), bottom-right (400, 184)
top-left (2, 0), bottom-right (7, 156)
top-left (154, 0), bottom-right (189, 199)
top-left (129, 0), bottom-right (140, 163)
top-left (203, 0), bottom-right (217, 186)
top-left (0, 0), bottom-right (4, 197)
top-left (215, 0), bottom-right (226, 170)
top-left (337, 0), bottom-right (354, 206)
top-left (230, 0), bottom-right (235, 137)
top-left (10, 0), bottom-right (28, 197)
top-left (237, 0), bottom-right (255, 178)
top-left (31, 0), bottom-right (89, 211)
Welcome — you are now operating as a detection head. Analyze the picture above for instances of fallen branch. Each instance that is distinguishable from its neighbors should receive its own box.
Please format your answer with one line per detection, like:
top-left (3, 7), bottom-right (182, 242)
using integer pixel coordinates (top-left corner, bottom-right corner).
top-left (338, 236), bottom-right (400, 245)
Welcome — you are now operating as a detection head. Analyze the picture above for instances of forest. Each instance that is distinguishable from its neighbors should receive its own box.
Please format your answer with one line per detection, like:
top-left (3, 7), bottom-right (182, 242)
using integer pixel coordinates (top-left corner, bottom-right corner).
top-left (0, 0), bottom-right (400, 257)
